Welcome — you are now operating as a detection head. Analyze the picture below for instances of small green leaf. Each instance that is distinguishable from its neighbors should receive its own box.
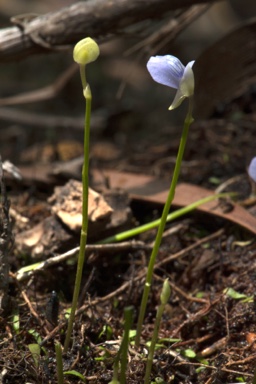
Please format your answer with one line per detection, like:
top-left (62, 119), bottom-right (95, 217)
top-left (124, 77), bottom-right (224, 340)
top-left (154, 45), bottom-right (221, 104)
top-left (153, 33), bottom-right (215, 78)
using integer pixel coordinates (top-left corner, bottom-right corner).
top-left (94, 346), bottom-right (111, 361)
top-left (98, 325), bottom-right (113, 340)
top-left (195, 291), bottom-right (205, 298)
top-left (28, 343), bottom-right (41, 368)
top-left (64, 370), bottom-right (86, 381)
top-left (209, 177), bottom-right (221, 185)
top-left (64, 307), bottom-right (71, 319)
top-left (195, 366), bottom-right (207, 373)
top-left (113, 297), bottom-right (119, 308)
top-left (158, 338), bottom-right (181, 344)
top-left (12, 310), bottom-right (20, 333)
top-left (28, 329), bottom-right (42, 345)
top-left (182, 348), bottom-right (196, 358)
top-left (224, 288), bottom-right (250, 300)
top-left (17, 262), bottom-right (42, 275)
top-left (197, 357), bottom-right (209, 365)
top-left (146, 341), bottom-right (165, 350)
top-left (129, 330), bottom-right (136, 339)
top-left (151, 377), bottom-right (167, 384)
top-left (235, 376), bottom-right (246, 382)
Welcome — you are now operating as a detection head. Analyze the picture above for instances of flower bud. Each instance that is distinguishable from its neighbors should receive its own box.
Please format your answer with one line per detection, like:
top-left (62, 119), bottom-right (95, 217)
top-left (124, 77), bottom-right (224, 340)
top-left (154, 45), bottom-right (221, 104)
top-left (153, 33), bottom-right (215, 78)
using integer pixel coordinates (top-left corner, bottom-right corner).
top-left (160, 279), bottom-right (171, 305)
top-left (73, 37), bottom-right (100, 65)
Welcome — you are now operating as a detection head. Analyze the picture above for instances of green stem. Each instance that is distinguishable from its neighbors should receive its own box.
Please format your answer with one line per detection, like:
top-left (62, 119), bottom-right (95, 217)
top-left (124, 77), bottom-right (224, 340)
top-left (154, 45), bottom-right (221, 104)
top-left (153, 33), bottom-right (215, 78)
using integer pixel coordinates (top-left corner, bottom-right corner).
top-left (64, 65), bottom-right (91, 353)
top-left (99, 192), bottom-right (234, 244)
top-left (144, 305), bottom-right (164, 384)
top-left (135, 97), bottom-right (194, 347)
top-left (55, 342), bottom-right (64, 384)
top-left (80, 63), bottom-right (87, 90)
top-left (111, 355), bottom-right (120, 384)
top-left (144, 279), bottom-right (170, 384)
top-left (120, 306), bottom-right (133, 384)
top-left (109, 307), bottom-right (133, 384)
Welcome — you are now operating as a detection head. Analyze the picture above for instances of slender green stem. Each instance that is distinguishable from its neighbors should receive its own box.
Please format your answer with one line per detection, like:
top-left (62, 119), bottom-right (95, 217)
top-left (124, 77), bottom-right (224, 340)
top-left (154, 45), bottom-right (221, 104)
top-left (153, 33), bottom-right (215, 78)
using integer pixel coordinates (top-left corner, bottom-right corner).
top-left (109, 306), bottom-right (133, 384)
top-left (64, 65), bottom-right (91, 353)
top-left (111, 355), bottom-right (120, 384)
top-left (144, 280), bottom-right (170, 384)
top-left (55, 342), bottom-right (64, 384)
top-left (135, 97), bottom-right (194, 347)
top-left (143, 303), bottom-right (165, 384)
top-left (80, 63), bottom-right (87, 90)
top-left (99, 192), bottom-right (235, 244)
top-left (120, 306), bottom-right (133, 384)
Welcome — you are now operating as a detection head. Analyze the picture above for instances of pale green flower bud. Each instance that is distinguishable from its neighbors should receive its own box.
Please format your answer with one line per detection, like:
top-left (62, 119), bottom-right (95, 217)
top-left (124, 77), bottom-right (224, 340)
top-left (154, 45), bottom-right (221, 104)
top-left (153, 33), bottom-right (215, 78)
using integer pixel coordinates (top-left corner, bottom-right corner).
top-left (160, 279), bottom-right (171, 305)
top-left (73, 37), bottom-right (100, 65)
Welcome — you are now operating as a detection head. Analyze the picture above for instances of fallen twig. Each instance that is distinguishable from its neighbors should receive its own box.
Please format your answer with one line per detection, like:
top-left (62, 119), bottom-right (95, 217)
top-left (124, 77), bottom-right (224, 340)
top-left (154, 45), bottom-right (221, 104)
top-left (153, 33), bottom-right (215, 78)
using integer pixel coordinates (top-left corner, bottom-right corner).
top-left (16, 240), bottom-right (152, 281)
top-left (0, 0), bottom-right (220, 62)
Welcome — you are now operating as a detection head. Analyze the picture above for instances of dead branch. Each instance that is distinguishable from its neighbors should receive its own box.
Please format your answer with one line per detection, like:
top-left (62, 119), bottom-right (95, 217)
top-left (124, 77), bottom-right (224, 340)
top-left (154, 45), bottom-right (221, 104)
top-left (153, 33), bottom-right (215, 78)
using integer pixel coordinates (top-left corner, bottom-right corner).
top-left (125, 4), bottom-right (210, 55)
top-left (0, 0), bottom-right (220, 62)
top-left (0, 64), bottom-right (77, 106)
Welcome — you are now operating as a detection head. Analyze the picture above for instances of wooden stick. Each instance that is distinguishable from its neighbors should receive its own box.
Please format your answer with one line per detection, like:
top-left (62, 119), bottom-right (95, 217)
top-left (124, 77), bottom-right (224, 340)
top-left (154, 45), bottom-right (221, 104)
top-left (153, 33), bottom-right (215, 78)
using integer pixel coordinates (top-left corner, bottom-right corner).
top-left (0, 0), bottom-right (219, 62)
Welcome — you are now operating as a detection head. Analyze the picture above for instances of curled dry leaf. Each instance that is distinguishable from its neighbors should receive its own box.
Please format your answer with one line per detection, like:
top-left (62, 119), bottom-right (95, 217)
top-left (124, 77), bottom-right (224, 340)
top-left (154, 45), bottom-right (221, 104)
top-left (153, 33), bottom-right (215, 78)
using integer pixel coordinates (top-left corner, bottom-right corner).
top-left (48, 180), bottom-right (113, 231)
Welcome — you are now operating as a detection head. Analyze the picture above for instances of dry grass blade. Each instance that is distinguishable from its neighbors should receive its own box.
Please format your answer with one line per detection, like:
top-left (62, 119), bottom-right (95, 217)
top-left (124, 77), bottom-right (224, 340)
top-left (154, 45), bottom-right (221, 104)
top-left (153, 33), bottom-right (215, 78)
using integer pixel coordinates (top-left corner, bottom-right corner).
top-left (0, 64), bottom-right (77, 106)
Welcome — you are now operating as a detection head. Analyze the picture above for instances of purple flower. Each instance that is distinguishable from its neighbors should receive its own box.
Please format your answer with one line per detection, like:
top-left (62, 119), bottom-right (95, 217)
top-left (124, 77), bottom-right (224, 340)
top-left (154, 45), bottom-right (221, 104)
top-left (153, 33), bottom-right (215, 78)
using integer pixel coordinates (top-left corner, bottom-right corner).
top-left (147, 55), bottom-right (195, 110)
top-left (248, 157), bottom-right (256, 182)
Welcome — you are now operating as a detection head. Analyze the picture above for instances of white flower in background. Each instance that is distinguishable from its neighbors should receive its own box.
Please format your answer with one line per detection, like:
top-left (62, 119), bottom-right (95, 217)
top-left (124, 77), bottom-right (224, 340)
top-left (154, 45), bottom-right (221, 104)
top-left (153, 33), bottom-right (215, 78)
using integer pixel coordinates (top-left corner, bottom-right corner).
top-left (248, 157), bottom-right (256, 182)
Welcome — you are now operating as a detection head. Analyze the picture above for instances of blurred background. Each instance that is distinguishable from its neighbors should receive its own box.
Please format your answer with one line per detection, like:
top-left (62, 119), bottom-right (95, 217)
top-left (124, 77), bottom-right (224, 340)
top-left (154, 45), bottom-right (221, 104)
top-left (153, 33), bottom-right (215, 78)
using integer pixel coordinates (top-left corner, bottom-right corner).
top-left (0, 0), bottom-right (256, 187)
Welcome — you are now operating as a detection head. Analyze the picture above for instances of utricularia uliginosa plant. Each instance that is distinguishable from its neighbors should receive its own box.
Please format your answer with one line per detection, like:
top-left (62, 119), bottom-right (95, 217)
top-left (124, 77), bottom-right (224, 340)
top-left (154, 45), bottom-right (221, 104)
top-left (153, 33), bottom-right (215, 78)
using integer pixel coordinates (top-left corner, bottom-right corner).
top-left (64, 37), bottom-right (100, 352)
top-left (135, 55), bottom-right (195, 346)
top-left (63, 39), bottom-right (196, 352)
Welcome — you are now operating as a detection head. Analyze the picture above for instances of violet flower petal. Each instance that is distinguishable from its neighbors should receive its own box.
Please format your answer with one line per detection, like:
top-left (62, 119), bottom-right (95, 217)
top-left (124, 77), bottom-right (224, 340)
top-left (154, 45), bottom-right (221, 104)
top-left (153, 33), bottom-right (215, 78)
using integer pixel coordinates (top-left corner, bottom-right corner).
top-left (147, 55), bottom-right (195, 110)
top-left (147, 55), bottom-right (185, 89)
top-left (169, 61), bottom-right (195, 110)
top-left (248, 157), bottom-right (256, 182)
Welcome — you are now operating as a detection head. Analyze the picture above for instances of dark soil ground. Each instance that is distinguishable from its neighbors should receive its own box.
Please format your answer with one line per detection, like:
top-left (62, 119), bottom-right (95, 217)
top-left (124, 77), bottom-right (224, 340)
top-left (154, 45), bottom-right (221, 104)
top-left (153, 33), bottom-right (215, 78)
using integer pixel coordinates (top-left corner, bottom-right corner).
top-left (0, 90), bottom-right (256, 384)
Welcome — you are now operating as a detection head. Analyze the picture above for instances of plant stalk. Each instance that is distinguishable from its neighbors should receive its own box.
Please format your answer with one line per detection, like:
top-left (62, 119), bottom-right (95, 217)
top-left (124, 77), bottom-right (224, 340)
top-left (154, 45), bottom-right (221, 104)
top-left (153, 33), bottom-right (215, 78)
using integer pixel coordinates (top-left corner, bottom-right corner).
top-left (64, 65), bottom-right (91, 352)
top-left (135, 97), bottom-right (194, 347)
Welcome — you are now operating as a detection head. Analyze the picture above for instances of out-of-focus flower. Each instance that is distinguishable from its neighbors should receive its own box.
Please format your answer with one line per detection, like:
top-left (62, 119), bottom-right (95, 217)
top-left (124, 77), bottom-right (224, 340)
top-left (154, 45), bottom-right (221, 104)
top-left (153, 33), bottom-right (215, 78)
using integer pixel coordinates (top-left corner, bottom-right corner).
top-left (147, 55), bottom-right (195, 110)
top-left (248, 157), bottom-right (256, 182)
